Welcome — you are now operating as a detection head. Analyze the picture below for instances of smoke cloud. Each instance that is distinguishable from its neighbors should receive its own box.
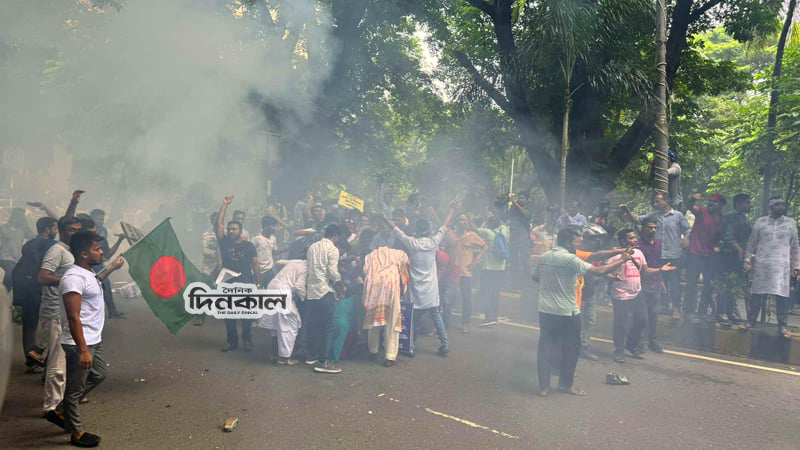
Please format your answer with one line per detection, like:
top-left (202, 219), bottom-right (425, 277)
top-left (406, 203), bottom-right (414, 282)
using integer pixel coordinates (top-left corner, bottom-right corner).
top-left (0, 0), bottom-right (334, 221)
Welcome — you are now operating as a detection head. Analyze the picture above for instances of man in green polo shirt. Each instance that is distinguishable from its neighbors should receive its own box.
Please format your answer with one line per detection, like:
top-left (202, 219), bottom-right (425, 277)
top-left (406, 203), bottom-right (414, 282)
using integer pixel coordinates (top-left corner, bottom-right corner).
top-left (533, 227), bottom-right (630, 397)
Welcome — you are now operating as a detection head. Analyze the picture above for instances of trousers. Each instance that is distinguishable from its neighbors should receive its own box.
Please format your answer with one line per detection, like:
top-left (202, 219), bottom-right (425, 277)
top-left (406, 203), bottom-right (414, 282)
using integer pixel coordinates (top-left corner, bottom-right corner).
top-left (537, 312), bottom-right (581, 390)
top-left (62, 342), bottom-right (107, 433)
top-left (40, 317), bottom-right (66, 412)
top-left (305, 293), bottom-right (336, 363)
top-left (612, 297), bottom-right (646, 352)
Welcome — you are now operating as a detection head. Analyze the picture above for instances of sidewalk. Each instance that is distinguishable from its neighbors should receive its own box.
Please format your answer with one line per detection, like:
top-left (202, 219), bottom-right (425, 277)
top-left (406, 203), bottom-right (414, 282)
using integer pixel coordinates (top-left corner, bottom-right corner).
top-left (474, 289), bottom-right (800, 366)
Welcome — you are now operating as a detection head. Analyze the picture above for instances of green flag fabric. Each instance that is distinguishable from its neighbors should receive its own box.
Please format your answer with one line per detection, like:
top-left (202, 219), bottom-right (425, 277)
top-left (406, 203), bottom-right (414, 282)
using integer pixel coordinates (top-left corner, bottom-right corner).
top-left (122, 219), bottom-right (210, 334)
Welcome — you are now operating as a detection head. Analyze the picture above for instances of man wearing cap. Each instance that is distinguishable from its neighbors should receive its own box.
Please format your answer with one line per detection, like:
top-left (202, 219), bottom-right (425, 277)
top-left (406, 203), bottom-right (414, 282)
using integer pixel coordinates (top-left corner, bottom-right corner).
top-left (683, 192), bottom-right (726, 323)
top-left (620, 193), bottom-right (690, 320)
top-left (743, 196), bottom-right (800, 338)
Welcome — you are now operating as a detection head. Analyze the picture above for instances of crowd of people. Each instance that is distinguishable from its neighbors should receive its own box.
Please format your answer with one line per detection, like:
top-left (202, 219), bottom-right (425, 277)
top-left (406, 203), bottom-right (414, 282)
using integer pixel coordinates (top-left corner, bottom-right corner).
top-left (1, 179), bottom-right (799, 445)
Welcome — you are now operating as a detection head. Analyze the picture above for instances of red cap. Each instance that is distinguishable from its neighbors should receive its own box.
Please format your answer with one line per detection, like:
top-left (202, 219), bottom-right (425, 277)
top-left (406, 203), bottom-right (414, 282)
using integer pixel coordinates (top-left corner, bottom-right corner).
top-left (710, 193), bottom-right (726, 204)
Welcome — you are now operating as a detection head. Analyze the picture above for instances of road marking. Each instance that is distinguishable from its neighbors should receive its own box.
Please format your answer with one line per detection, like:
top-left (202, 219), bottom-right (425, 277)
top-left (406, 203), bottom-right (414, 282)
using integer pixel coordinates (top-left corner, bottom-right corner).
top-left (456, 313), bottom-right (800, 377)
top-left (424, 407), bottom-right (519, 439)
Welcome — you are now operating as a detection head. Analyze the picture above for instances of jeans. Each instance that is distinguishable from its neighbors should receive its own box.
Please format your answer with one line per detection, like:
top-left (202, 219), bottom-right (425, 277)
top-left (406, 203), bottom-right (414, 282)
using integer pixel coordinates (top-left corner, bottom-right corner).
top-left (225, 319), bottom-right (253, 346)
top-left (661, 257), bottom-right (682, 310)
top-left (612, 297), bottom-right (646, 353)
top-left (440, 280), bottom-right (458, 329)
top-left (748, 294), bottom-right (790, 329)
top-left (482, 270), bottom-right (504, 322)
top-left (459, 276), bottom-right (472, 327)
top-left (410, 307), bottom-right (448, 353)
top-left (641, 289), bottom-right (662, 343)
top-left (684, 254), bottom-right (718, 315)
top-left (306, 292), bottom-right (336, 362)
top-left (62, 342), bottom-right (107, 433)
top-left (537, 312), bottom-right (581, 390)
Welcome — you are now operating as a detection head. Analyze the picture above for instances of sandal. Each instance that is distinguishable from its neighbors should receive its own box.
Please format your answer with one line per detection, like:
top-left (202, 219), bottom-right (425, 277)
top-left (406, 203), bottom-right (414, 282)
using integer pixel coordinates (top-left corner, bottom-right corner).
top-left (556, 386), bottom-right (587, 396)
top-left (606, 372), bottom-right (630, 385)
top-left (79, 397), bottom-right (90, 405)
top-left (780, 328), bottom-right (793, 339)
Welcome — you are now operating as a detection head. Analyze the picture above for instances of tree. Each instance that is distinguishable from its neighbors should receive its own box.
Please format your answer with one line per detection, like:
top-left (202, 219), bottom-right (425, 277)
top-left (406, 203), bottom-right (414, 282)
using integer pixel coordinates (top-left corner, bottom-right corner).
top-left (761, 0), bottom-right (797, 214)
top-left (421, 0), bottom-right (783, 203)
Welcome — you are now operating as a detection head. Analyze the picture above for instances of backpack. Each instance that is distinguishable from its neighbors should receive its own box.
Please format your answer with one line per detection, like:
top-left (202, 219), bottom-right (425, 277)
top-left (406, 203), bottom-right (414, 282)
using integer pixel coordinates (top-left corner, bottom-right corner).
top-left (11, 237), bottom-right (57, 305)
top-left (492, 229), bottom-right (509, 262)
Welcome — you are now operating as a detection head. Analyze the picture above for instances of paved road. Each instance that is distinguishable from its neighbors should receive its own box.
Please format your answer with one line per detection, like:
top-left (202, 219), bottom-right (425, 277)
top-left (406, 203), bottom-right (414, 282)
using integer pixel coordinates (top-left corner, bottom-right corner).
top-left (2, 298), bottom-right (800, 449)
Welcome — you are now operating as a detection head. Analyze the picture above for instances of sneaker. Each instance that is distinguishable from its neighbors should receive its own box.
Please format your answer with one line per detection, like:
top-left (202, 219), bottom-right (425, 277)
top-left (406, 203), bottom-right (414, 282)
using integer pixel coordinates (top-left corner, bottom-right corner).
top-left (580, 349), bottom-right (599, 361)
top-left (304, 359), bottom-right (319, 366)
top-left (478, 321), bottom-right (497, 327)
top-left (672, 309), bottom-right (682, 320)
top-left (614, 352), bottom-right (625, 363)
top-left (718, 315), bottom-right (732, 327)
top-left (438, 346), bottom-right (449, 357)
top-left (461, 326), bottom-right (470, 334)
top-left (221, 343), bottom-right (238, 352)
top-left (703, 314), bottom-right (717, 324)
top-left (687, 314), bottom-right (701, 325)
top-left (109, 311), bottom-right (126, 319)
top-left (314, 362), bottom-right (342, 374)
top-left (384, 359), bottom-right (397, 367)
top-left (276, 357), bottom-right (298, 366)
top-left (648, 341), bottom-right (664, 354)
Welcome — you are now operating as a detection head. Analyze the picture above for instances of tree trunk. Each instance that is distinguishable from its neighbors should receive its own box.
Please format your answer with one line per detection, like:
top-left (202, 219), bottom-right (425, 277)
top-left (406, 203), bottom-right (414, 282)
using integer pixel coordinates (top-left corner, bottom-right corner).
top-left (561, 91), bottom-right (571, 209)
top-left (604, 0), bottom-right (694, 190)
top-left (762, 0), bottom-right (797, 215)
top-left (652, 0), bottom-right (670, 195)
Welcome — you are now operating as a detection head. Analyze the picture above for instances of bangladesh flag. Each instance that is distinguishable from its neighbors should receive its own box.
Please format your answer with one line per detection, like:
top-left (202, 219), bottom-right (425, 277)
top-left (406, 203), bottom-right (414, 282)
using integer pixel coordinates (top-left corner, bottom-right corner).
top-left (123, 219), bottom-right (211, 334)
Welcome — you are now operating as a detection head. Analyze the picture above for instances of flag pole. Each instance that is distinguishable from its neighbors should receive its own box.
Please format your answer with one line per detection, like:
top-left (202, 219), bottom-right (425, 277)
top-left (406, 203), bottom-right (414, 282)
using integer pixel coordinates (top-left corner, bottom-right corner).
top-left (121, 217), bottom-right (172, 258)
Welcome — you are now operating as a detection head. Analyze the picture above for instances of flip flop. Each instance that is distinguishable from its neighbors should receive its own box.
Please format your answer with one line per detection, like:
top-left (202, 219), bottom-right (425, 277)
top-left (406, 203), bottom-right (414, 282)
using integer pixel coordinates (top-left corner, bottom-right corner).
top-left (556, 386), bottom-right (587, 396)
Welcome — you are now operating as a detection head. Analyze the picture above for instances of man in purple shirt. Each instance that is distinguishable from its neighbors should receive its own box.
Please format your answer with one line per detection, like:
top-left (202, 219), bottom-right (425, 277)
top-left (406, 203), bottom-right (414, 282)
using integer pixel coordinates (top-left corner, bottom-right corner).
top-left (638, 218), bottom-right (666, 354)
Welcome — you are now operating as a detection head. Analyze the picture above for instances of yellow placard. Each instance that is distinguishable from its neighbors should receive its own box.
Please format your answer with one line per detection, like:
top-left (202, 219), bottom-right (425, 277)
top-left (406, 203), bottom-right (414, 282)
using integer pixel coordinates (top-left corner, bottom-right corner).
top-left (337, 191), bottom-right (364, 212)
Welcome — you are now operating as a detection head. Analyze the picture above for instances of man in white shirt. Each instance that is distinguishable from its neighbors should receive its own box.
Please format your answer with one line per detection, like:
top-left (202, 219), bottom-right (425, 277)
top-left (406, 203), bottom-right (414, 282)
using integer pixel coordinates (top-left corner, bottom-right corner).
top-left (304, 224), bottom-right (343, 373)
top-left (60, 231), bottom-right (123, 447)
top-left (383, 200), bottom-right (457, 357)
top-left (252, 216), bottom-right (278, 286)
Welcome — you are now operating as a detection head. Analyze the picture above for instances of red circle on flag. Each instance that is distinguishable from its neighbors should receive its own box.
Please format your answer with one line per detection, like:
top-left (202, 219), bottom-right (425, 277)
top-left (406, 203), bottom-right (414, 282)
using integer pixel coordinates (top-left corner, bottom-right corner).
top-left (149, 256), bottom-right (186, 298)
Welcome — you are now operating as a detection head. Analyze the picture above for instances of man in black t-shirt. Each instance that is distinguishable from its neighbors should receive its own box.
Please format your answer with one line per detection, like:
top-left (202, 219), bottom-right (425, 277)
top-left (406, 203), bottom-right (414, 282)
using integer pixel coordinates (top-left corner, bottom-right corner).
top-left (217, 196), bottom-right (260, 352)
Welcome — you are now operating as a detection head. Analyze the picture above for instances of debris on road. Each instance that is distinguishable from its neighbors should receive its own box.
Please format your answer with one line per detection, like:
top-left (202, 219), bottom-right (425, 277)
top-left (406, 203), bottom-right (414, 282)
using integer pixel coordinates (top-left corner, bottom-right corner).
top-left (223, 417), bottom-right (238, 432)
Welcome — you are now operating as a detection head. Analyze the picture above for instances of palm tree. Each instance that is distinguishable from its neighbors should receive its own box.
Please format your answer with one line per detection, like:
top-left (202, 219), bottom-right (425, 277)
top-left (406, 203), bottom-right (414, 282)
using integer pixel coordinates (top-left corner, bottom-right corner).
top-left (517, 0), bottom-right (654, 207)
